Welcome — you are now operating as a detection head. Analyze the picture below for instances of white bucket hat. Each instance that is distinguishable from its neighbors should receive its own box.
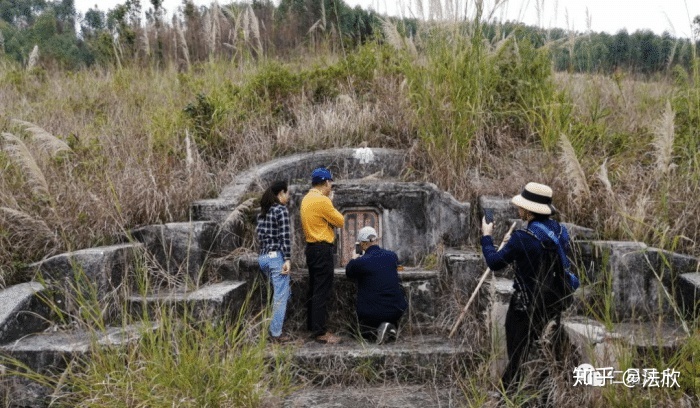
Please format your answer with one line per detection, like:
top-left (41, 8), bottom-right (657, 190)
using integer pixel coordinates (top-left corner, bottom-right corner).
top-left (511, 182), bottom-right (555, 215)
top-left (357, 226), bottom-right (378, 242)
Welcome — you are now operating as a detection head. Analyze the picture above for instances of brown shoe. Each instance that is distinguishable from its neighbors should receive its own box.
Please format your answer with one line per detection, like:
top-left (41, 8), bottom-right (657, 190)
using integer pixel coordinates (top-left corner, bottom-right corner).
top-left (315, 332), bottom-right (342, 344)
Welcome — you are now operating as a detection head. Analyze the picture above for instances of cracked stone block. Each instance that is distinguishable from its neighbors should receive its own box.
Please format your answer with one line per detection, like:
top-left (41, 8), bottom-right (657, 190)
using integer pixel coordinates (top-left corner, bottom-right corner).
top-left (0, 282), bottom-right (50, 344)
top-left (127, 280), bottom-right (248, 322)
top-left (130, 222), bottom-right (218, 284)
top-left (677, 272), bottom-right (700, 319)
top-left (28, 243), bottom-right (144, 323)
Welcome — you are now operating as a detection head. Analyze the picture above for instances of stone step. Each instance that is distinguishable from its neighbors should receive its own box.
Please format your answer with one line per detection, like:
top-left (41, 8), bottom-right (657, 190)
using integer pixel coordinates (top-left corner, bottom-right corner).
top-left (575, 241), bottom-right (700, 320)
top-left (562, 315), bottom-right (689, 367)
top-left (678, 272), bottom-right (700, 319)
top-left (129, 221), bottom-right (223, 284)
top-left (127, 280), bottom-right (247, 321)
top-left (0, 282), bottom-right (50, 345)
top-left (0, 323), bottom-right (155, 374)
top-left (208, 255), bottom-right (441, 333)
top-left (280, 268), bottom-right (440, 333)
top-left (273, 333), bottom-right (474, 386)
top-left (282, 384), bottom-right (467, 408)
top-left (27, 243), bottom-right (144, 325)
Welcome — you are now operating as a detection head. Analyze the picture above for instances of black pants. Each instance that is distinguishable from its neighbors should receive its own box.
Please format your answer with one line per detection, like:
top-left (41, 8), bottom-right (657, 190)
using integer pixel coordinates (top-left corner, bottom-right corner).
top-left (357, 312), bottom-right (403, 340)
top-left (502, 292), bottom-right (559, 390)
top-left (305, 243), bottom-right (335, 337)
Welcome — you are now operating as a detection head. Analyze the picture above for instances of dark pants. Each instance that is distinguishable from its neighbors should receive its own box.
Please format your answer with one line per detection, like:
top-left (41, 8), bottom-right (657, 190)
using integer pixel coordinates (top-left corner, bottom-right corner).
top-left (357, 312), bottom-right (403, 340)
top-left (502, 292), bottom-right (560, 390)
top-left (305, 243), bottom-right (335, 337)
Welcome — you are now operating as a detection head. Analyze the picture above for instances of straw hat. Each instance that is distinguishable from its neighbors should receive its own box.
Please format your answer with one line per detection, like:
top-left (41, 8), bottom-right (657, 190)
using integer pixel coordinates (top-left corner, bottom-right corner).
top-left (511, 182), bottom-right (555, 215)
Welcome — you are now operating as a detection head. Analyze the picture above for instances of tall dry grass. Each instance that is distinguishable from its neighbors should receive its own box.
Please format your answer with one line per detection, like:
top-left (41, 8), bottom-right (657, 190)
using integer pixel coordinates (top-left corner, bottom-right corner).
top-left (0, 3), bottom-right (698, 407)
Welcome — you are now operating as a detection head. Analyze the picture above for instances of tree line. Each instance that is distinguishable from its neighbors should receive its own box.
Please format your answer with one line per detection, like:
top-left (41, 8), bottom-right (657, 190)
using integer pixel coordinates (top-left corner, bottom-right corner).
top-left (0, 0), bottom-right (699, 76)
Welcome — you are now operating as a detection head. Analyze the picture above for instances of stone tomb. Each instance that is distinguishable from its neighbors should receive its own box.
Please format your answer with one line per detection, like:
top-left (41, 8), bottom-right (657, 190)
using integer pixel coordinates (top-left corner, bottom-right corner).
top-left (287, 180), bottom-right (471, 268)
top-left (262, 180), bottom-right (471, 334)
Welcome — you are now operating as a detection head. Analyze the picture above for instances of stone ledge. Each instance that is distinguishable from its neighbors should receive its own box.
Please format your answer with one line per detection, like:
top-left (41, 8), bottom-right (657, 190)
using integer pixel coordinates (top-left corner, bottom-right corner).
top-left (0, 282), bottom-right (50, 345)
top-left (280, 268), bottom-right (439, 332)
top-left (192, 148), bottom-right (408, 223)
top-left (0, 323), bottom-right (155, 374)
top-left (562, 316), bottom-right (689, 367)
top-left (275, 333), bottom-right (474, 385)
top-left (283, 384), bottom-right (467, 408)
top-left (678, 272), bottom-right (700, 319)
top-left (127, 280), bottom-right (247, 321)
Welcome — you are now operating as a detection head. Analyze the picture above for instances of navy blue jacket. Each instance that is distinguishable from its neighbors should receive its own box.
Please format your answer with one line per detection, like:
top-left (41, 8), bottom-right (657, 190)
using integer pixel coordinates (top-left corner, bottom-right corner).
top-left (481, 219), bottom-right (570, 294)
top-left (345, 245), bottom-right (408, 319)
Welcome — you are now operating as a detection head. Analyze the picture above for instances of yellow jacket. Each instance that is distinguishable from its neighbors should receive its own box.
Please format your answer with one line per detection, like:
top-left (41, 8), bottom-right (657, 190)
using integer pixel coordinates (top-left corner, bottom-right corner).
top-left (300, 189), bottom-right (345, 243)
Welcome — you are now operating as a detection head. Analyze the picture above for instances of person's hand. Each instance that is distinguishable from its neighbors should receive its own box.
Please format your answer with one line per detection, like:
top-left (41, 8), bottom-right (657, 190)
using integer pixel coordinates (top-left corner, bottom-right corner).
top-left (328, 190), bottom-right (335, 202)
top-left (282, 260), bottom-right (291, 275)
top-left (482, 216), bottom-right (494, 237)
top-left (502, 231), bottom-right (512, 244)
top-left (352, 251), bottom-right (361, 260)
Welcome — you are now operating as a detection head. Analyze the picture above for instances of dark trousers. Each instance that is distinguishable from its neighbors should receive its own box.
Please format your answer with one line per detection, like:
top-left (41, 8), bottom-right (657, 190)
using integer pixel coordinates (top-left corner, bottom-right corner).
top-left (357, 312), bottom-right (403, 340)
top-left (305, 243), bottom-right (335, 337)
top-left (501, 292), bottom-right (559, 390)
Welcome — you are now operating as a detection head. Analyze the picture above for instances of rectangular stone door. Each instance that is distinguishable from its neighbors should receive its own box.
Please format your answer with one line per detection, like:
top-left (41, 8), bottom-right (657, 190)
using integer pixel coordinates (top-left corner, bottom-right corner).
top-left (339, 208), bottom-right (381, 267)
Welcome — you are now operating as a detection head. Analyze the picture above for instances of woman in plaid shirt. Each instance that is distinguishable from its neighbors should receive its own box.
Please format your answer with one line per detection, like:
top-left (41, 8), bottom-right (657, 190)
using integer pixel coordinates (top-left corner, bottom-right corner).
top-left (256, 180), bottom-right (292, 343)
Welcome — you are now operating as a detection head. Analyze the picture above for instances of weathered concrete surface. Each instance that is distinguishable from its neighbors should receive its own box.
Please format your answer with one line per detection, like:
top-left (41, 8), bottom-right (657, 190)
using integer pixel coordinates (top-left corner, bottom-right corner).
top-left (191, 148), bottom-right (407, 223)
top-left (127, 280), bottom-right (247, 322)
top-left (206, 252), bottom-right (259, 281)
top-left (28, 243), bottom-right (144, 323)
top-left (279, 333), bottom-right (474, 385)
top-left (0, 323), bottom-right (155, 374)
top-left (283, 384), bottom-right (467, 408)
top-left (287, 181), bottom-right (470, 266)
top-left (442, 249), bottom-right (500, 318)
top-left (677, 272), bottom-right (700, 319)
top-left (130, 221), bottom-right (218, 284)
top-left (1, 324), bottom-right (155, 408)
top-left (578, 241), bottom-right (700, 320)
top-left (443, 250), bottom-right (485, 292)
top-left (0, 282), bottom-right (50, 345)
top-left (563, 316), bottom-right (688, 367)
top-left (281, 268), bottom-right (439, 334)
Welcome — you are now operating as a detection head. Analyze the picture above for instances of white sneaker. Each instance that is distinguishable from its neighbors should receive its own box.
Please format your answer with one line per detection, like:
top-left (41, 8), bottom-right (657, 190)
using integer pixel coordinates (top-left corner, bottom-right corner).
top-left (388, 325), bottom-right (397, 342)
top-left (376, 322), bottom-right (390, 344)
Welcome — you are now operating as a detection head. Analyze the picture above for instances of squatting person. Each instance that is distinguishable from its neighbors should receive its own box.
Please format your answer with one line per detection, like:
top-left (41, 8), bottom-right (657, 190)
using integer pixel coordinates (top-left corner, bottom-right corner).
top-left (345, 226), bottom-right (407, 344)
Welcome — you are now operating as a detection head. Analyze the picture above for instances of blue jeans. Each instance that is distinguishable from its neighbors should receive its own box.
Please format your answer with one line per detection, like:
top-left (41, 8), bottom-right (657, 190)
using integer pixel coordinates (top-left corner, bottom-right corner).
top-left (258, 252), bottom-right (290, 337)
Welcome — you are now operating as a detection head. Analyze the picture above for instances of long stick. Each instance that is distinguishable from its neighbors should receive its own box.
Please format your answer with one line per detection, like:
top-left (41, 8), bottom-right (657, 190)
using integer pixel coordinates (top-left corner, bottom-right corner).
top-left (449, 222), bottom-right (517, 339)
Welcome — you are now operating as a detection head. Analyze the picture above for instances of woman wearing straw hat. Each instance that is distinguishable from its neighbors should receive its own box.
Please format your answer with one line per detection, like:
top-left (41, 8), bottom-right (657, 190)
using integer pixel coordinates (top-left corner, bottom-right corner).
top-left (481, 182), bottom-right (572, 392)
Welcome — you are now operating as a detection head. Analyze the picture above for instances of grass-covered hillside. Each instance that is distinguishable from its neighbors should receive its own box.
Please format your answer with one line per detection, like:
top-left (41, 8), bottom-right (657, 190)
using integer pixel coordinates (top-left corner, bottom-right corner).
top-left (2, 7), bottom-right (699, 286)
top-left (1, 2), bottom-right (700, 407)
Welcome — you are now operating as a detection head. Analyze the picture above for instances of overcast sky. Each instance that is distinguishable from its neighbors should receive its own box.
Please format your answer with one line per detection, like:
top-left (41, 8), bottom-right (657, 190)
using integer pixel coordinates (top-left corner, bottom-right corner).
top-left (73, 0), bottom-right (700, 38)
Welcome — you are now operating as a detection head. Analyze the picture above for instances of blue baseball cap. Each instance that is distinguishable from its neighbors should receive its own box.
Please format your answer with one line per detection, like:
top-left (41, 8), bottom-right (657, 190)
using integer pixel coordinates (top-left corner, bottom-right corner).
top-left (311, 167), bottom-right (333, 184)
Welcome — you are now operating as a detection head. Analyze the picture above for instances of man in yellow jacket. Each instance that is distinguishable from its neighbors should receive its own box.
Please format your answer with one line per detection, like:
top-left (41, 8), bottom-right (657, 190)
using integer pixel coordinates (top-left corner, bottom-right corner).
top-left (300, 167), bottom-right (345, 344)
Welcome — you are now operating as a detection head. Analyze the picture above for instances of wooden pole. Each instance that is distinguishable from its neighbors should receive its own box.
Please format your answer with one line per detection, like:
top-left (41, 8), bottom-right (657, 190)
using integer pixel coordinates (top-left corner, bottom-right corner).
top-left (449, 222), bottom-right (517, 339)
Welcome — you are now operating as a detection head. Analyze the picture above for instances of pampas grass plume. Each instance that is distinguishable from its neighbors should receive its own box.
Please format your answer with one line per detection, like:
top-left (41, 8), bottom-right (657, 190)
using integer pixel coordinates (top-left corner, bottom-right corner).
top-left (11, 119), bottom-right (72, 157)
top-left (1, 132), bottom-right (50, 199)
top-left (652, 100), bottom-right (676, 177)
top-left (27, 45), bottom-right (39, 70)
top-left (0, 206), bottom-right (56, 245)
top-left (558, 133), bottom-right (590, 201)
top-left (596, 158), bottom-right (614, 196)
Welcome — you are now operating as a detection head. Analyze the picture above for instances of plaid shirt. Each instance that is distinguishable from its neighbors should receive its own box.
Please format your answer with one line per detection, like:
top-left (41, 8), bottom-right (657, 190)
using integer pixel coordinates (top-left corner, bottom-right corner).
top-left (256, 204), bottom-right (292, 260)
